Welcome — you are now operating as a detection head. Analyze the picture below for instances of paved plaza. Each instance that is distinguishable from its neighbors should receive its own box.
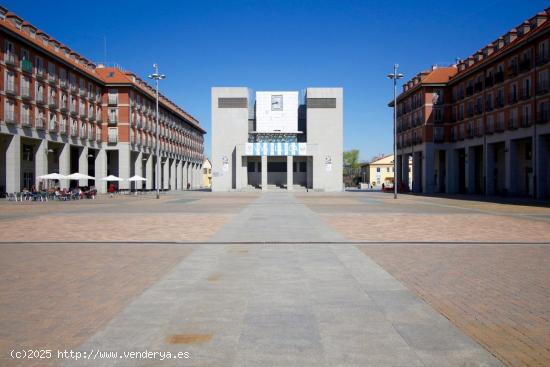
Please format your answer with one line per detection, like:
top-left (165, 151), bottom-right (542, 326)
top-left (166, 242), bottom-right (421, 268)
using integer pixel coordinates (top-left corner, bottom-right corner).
top-left (0, 191), bottom-right (549, 366)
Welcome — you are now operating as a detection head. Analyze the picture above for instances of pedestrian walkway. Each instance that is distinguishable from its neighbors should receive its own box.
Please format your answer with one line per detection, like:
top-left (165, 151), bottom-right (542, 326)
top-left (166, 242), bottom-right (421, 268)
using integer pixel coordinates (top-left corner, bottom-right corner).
top-left (68, 193), bottom-right (502, 366)
top-left (209, 192), bottom-right (346, 243)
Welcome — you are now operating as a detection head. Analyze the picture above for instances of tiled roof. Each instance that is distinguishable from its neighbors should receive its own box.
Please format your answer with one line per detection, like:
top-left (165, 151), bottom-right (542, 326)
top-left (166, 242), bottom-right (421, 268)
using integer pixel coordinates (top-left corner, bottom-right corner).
top-left (0, 6), bottom-right (203, 133)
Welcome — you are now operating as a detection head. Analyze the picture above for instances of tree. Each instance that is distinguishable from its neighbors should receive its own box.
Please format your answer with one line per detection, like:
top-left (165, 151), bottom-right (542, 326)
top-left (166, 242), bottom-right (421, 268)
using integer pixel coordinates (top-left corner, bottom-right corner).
top-left (343, 149), bottom-right (360, 169)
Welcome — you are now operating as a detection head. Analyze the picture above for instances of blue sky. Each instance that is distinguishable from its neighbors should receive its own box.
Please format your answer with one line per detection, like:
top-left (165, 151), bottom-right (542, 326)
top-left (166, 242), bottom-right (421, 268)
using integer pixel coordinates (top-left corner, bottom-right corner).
top-left (5, 0), bottom-right (549, 161)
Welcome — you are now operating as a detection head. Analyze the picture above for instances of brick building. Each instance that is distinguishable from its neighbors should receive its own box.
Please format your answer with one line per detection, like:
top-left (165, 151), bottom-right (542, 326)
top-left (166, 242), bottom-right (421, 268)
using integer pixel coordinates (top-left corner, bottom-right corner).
top-left (393, 7), bottom-right (550, 199)
top-left (0, 6), bottom-right (205, 194)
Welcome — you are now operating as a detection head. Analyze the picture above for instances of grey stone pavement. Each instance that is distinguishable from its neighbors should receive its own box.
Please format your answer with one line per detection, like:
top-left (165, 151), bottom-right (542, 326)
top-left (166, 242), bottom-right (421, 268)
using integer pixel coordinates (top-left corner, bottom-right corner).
top-left (67, 193), bottom-right (502, 367)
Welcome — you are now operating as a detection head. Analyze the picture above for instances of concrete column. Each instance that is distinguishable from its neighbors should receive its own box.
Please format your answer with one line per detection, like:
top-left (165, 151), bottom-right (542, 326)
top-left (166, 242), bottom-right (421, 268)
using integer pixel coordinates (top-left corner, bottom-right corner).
top-left (78, 146), bottom-right (88, 186)
top-left (412, 151), bottom-right (422, 193)
top-left (176, 160), bottom-right (182, 190)
top-left (188, 163), bottom-right (193, 189)
top-left (261, 155), bottom-right (268, 190)
top-left (155, 157), bottom-right (161, 191)
top-left (170, 158), bottom-right (176, 191)
top-left (465, 146), bottom-right (476, 194)
top-left (307, 156), bottom-right (313, 189)
top-left (95, 149), bottom-right (107, 193)
top-left (35, 139), bottom-right (48, 189)
top-left (163, 158), bottom-right (170, 190)
top-left (396, 154), bottom-right (403, 189)
top-left (505, 139), bottom-right (518, 195)
top-left (145, 155), bottom-right (153, 190)
top-left (287, 155), bottom-right (293, 190)
top-left (422, 145), bottom-right (435, 194)
top-left (135, 151), bottom-right (143, 190)
top-left (59, 142), bottom-right (70, 189)
top-left (118, 145), bottom-right (131, 190)
top-left (445, 149), bottom-right (458, 194)
top-left (536, 135), bottom-right (549, 200)
top-left (6, 134), bottom-right (21, 193)
top-left (183, 161), bottom-right (189, 189)
top-left (401, 154), bottom-right (409, 189)
top-left (486, 144), bottom-right (495, 195)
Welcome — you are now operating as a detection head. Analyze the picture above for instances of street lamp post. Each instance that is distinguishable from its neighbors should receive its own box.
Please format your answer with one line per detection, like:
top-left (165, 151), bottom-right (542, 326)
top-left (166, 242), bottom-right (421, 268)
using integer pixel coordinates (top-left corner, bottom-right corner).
top-left (148, 64), bottom-right (166, 199)
top-left (387, 64), bottom-right (404, 200)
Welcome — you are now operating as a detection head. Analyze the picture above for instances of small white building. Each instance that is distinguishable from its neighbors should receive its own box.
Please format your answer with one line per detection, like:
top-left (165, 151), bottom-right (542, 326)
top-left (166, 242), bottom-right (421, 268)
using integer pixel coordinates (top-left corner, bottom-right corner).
top-left (211, 88), bottom-right (343, 191)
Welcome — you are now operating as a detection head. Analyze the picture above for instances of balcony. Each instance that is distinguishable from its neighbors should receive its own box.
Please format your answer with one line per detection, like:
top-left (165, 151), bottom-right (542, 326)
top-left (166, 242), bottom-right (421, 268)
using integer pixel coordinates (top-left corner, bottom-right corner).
top-left (21, 118), bottom-right (30, 127)
top-left (71, 127), bottom-right (78, 137)
top-left (36, 68), bottom-right (45, 80)
top-left (36, 94), bottom-right (45, 105)
top-left (48, 120), bottom-right (57, 132)
top-left (518, 59), bottom-right (532, 73)
top-left (5, 53), bottom-right (16, 66)
top-left (48, 100), bottom-right (58, 109)
top-left (536, 83), bottom-right (549, 96)
top-left (21, 87), bottom-right (32, 100)
top-left (536, 112), bottom-right (549, 125)
top-left (474, 105), bottom-right (483, 115)
top-left (88, 131), bottom-right (94, 141)
top-left (80, 112), bottom-right (87, 119)
top-left (520, 117), bottom-right (532, 128)
top-left (4, 114), bottom-right (16, 124)
top-left (60, 104), bottom-right (68, 112)
top-left (474, 82), bottom-right (483, 93)
top-left (60, 123), bottom-right (68, 135)
top-left (108, 134), bottom-right (118, 144)
top-left (5, 83), bottom-right (16, 96)
top-left (536, 55), bottom-right (549, 66)
top-left (96, 130), bottom-right (102, 142)
top-left (108, 97), bottom-right (118, 106)
top-left (80, 129), bottom-right (88, 140)
top-left (508, 118), bottom-right (518, 130)
top-left (507, 65), bottom-right (518, 78)
top-left (495, 121), bottom-right (505, 132)
top-left (79, 89), bottom-right (86, 98)
top-left (508, 95), bottom-right (518, 105)
top-left (21, 59), bottom-right (33, 73)
top-left (59, 79), bottom-right (67, 89)
top-left (108, 116), bottom-right (117, 125)
top-left (486, 121), bottom-right (494, 134)
top-left (496, 97), bottom-right (505, 108)
top-left (519, 88), bottom-right (531, 100)
top-left (35, 117), bottom-right (45, 130)
top-left (48, 75), bottom-right (56, 85)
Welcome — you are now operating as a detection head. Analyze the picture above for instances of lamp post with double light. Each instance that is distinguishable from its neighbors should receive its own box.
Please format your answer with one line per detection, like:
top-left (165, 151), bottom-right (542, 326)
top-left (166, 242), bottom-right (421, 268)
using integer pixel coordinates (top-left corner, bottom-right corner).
top-left (387, 64), bottom-right (404, 199)
top-left (148, 64), bottom-right (165, 199)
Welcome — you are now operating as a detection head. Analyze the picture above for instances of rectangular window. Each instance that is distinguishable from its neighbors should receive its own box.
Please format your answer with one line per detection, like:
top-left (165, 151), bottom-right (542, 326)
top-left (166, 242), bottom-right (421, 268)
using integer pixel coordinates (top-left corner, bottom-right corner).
top-left (108, 127), bottom-right (118, 143)
top-left (108, 89), bottom-right (118, 105)
top-left (5, 69), bottom-right (15, 93)
top-left (4, 99), bottom-right (15, 121)
top-left (22, 104), bottom-right (30, 125)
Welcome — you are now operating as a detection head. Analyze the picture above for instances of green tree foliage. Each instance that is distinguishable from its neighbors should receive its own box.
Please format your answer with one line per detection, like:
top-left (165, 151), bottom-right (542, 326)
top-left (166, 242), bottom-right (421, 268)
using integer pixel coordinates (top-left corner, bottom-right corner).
top-left (343, 149), bottom-right (360, 169)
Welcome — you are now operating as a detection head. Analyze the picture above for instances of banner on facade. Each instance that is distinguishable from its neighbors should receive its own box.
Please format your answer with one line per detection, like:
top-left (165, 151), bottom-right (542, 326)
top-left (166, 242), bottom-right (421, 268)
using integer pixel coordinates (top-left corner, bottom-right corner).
top-left (245, 143), bottom-right (307, 156)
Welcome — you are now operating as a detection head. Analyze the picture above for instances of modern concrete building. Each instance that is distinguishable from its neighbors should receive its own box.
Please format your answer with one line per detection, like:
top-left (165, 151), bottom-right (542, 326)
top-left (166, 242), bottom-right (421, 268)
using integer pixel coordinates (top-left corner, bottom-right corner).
top-left (0, 6), bottom-right (205, 195)
top-left (392, 7), bottom-right (550, 200)
top-left (211, 87), bottom-right (343, 191)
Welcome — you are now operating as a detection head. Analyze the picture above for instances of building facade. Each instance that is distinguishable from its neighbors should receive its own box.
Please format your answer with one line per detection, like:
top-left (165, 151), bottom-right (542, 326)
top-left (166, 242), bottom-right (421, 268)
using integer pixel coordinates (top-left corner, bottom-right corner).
top-left (211, 88), bottom-right (343, 191)
top-left (393, 8), bottom-right (550, 200)
top-left (361, 154), bottom-right (396, 188)
top-left (202, 158), bottom-right (212, 188)
top-left (0, 7), bottom-right (205, 194)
